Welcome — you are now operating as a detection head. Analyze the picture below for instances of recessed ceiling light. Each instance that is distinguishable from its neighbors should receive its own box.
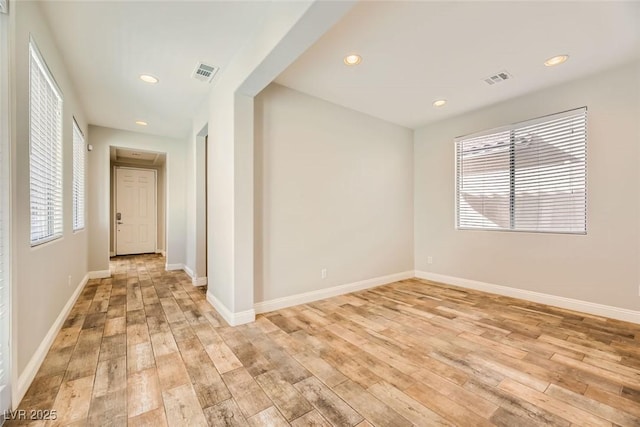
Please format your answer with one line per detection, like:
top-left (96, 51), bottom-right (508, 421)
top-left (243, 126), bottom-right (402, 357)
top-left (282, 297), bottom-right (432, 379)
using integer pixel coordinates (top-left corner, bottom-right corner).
top-left (433, 99), bottom-right (447, 107)
top-left (544, 55), bottom-right (569, 67)
top-left (343, 54), bottom-right (362, 66)
top-left (135, 121), bottom-right (148, 126)
top-left (139, 74), bottom-right (159, 84)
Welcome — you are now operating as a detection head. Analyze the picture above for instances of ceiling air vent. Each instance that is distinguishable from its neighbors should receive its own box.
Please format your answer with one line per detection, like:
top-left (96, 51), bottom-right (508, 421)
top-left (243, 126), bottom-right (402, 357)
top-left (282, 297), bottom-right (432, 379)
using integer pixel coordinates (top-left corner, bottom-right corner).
top-left (483, 70), bottom-right (513, 86)
top-left (192, 62), bottom-right (218, 83)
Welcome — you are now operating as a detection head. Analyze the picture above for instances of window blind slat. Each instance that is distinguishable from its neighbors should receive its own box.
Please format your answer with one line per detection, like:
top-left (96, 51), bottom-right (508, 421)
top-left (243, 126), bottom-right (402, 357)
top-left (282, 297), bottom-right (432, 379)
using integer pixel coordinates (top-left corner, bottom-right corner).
top-left (72, 121), bottom-right (85, 231)
top-left (29, 40), bottom-right (63, 245)
top-left (456, 107), bottom-right (587, 234)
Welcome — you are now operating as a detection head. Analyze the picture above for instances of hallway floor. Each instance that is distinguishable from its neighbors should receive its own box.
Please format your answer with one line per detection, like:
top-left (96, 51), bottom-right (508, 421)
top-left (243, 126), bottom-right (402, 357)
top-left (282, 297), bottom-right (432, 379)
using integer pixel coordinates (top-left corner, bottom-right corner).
top-left (10, 254), bottom-right (640, 426)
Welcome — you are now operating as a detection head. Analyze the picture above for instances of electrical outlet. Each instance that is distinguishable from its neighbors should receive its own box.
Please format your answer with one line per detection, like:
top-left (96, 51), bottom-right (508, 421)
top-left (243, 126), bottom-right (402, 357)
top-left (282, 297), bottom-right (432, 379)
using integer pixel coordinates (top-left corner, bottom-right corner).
top-left (321, 268), bottom-right (327, 279)
top-left (427, 256), bottom-right (433, 265)
top-left (68, 275), bottom-right (72, 287)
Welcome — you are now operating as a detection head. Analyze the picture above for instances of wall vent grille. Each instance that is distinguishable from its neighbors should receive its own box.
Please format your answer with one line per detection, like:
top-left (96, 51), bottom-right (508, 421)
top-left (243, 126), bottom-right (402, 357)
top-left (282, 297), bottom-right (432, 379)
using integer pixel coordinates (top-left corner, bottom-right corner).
top-left (483, 70), bottom-right (513, 85)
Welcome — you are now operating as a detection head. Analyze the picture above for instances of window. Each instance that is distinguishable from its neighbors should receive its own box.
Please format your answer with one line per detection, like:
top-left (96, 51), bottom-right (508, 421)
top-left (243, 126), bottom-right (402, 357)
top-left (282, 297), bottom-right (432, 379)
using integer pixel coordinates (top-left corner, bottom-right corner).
top-left (456, 107), bottom-right (587, 234)
top-left (29, 39), bottom-right (63, 245)
top-left (72, 120), bottom-right (85, 231)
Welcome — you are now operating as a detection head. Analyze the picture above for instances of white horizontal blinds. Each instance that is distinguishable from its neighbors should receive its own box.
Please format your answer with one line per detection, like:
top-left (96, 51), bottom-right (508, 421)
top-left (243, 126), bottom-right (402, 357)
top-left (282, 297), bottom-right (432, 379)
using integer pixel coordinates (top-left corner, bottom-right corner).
top-left (72, 120), bottom-right (85, 231)
top-left (456, 107), bottom-right (587, 234)
top-left (513, 109), bottom-right (587, 233)
top-left (456, 130), bottom-right (511, 229)
top-left (29, 40), bottom-right (64, 245)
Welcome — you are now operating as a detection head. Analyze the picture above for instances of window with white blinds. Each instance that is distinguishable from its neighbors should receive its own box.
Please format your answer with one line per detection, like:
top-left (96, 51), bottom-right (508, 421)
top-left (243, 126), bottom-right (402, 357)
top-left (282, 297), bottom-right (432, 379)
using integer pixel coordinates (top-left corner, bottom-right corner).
top-left (456, 107), bottom-right (587, 234)
top-left (29, 39), bottom-right (64, 245)
top-left (72, 120), bottom-right (85, 231)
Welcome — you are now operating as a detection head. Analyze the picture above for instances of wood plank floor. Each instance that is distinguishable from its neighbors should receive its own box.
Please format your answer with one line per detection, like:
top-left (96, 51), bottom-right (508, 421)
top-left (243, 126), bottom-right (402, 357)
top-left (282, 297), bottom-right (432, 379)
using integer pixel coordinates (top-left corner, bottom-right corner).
top-left (8, 254), bottom-right (640, 426)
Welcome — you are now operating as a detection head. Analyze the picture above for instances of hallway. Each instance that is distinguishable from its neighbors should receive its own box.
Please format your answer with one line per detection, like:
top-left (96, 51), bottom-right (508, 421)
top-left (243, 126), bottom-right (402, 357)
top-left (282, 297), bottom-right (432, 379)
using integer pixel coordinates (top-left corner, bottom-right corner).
top-left (14, 255), bottom-right (226, 426)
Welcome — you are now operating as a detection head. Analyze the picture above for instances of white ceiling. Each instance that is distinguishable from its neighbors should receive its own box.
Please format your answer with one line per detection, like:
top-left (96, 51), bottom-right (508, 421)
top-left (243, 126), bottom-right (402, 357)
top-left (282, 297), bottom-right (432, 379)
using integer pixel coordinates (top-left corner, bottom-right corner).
top-left (39, 1), bottom-right (640, 137)
top-left (276, 1), bottom-right (640, 130)
top-left (39, 1), bottom-right (269, 138)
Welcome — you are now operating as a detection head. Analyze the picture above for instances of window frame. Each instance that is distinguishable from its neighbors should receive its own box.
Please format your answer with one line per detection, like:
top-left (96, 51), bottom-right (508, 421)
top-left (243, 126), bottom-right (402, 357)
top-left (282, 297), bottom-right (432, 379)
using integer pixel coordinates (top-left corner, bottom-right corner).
top-left (0, 4), bottom-right (12, 413)
top-left (28, 37), bottom-right (64, 246)
top-left (455, 107), bottom-right (587, 235)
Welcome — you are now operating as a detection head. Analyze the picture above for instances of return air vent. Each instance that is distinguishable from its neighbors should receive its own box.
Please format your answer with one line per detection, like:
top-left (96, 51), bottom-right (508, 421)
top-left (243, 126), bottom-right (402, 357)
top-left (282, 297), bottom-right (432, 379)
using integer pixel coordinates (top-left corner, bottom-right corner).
top-left (483, 70), bottom-right (513, 86)
top-left (191, 62), bottom-right (219, 83)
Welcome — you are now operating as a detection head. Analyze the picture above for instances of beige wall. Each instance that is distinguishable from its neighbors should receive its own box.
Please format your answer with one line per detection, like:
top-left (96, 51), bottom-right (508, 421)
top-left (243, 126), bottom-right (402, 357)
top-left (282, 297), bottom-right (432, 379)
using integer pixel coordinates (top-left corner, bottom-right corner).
top-left (414, 60), bottom-right (640, 311)
top-left (254, 84), bottom-right (414, 302)
top-left (10, 1), bottom-right (89, 381)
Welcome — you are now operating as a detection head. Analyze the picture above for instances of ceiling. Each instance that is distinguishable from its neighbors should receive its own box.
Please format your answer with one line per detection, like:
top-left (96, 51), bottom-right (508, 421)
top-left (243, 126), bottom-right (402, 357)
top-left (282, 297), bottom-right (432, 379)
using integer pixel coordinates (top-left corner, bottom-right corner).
top-left (39, 1), bottom-right (269, 138)
top-left (276, 1), bottom-right (640, 130)
top-left (39, 1), bottom-right (640, 137)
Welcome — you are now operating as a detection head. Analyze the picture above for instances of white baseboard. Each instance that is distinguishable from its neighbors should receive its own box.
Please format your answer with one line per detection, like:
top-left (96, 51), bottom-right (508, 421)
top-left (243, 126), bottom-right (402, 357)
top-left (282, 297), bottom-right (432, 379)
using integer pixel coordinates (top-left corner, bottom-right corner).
top-left (254, 270), bottom-right (415, 314)
top-left (206, 292), bottom-right (255, 326)
top-left (165, 263), bottom-right (184, 271)
top-left (184, 264), bottom-right (195, 279)
top-left (156, 249), bottom-right (166, 257)
top-left (15, 273), bottom-right (90, 406)
top-left (180, 264), bottom-right (207, 287)
top-left (88, 270), bottom-right (111, 279)
top-left (193, 277), bottom-right (207, 287)
top-left (415, 271), bottom-right (640, 325)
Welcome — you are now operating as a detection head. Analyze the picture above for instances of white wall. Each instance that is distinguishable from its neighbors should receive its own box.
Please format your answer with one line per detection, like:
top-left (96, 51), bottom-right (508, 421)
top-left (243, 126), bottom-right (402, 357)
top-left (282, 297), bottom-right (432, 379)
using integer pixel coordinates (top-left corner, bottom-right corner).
top-left (255, 84), bottom-right (414, 302)
top-left (9, 0), bottom-right (89, 389)
top-left (414, 60), bottom-right (640, 311)
top-left (88, 126), bottom-right (186, 270)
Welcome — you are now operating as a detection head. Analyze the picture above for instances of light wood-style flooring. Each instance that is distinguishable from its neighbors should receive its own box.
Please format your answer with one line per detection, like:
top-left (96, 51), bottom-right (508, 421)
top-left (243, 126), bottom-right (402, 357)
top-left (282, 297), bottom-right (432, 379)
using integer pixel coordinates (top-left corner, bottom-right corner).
top-left (9, 254), bottom-right (640, 426)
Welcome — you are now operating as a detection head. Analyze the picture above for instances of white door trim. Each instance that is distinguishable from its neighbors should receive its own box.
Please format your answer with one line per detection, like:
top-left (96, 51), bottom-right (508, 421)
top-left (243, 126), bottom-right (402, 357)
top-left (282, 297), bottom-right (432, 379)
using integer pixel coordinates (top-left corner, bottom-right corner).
top-left (114, 166), bottom-right (157, 255)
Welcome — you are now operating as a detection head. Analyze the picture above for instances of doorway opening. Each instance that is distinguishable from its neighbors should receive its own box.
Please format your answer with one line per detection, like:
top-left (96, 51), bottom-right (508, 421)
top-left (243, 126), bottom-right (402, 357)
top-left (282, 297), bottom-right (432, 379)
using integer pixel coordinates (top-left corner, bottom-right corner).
top-left (203, 135), bottom-right (208, 276)
top-left (109, 147), bottom-right (167, 257)
top-left (195, 125), bottom-right (208, 282)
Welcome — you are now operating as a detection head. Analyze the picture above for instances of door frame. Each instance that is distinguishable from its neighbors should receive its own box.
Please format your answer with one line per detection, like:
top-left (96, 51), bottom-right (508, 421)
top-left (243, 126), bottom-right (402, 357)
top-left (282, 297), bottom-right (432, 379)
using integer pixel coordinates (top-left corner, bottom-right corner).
top-left (194, 125), bottom-right (208, 281)
top-left (204, 134), bottom-right (208, 276)
top-left (113, 166), bottom-right (158, 256)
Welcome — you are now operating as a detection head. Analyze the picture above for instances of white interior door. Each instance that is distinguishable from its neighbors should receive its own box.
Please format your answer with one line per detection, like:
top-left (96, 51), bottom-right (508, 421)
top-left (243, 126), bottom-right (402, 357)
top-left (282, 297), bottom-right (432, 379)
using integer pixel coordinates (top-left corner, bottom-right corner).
top-left (116, 168), bottom-right (156, 255)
